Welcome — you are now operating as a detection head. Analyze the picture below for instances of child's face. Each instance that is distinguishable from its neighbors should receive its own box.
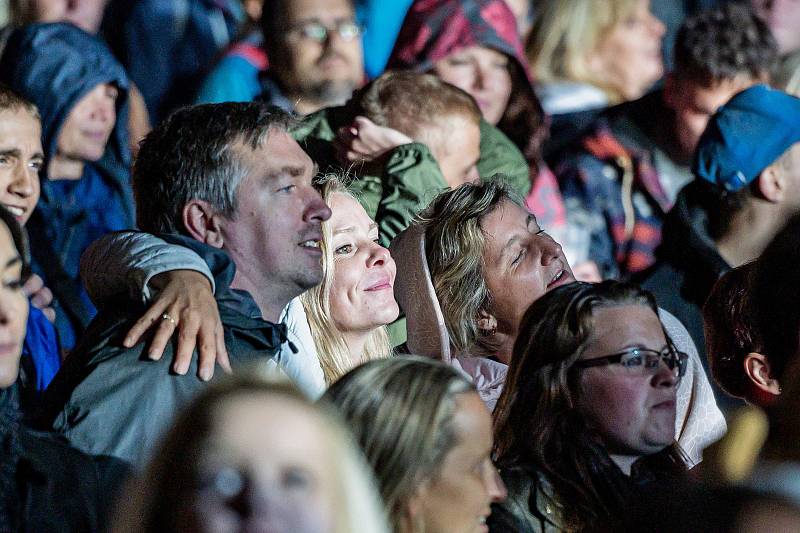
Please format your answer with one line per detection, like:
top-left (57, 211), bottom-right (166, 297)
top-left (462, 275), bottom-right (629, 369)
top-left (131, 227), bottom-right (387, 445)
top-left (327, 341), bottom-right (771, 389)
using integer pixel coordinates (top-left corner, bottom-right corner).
top-left (429, 114), bottom-right (481, 189)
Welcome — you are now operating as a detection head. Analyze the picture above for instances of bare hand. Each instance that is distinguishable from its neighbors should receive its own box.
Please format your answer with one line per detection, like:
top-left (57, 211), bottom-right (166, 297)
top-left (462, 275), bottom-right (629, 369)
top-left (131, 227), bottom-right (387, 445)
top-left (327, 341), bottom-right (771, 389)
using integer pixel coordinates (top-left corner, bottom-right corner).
top-left (123, 270), bottom-right (230, 381)
top-left (23, 274), bottom-right (56, 323)
top-left (334, 116), bottom-right (413, 164)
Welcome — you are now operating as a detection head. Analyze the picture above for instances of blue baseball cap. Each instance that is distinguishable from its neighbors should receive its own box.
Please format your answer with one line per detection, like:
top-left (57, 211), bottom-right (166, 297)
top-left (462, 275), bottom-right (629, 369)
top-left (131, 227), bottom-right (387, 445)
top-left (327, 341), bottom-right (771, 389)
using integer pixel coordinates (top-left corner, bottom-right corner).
top-left (693, 85), bottom-right (800, 192)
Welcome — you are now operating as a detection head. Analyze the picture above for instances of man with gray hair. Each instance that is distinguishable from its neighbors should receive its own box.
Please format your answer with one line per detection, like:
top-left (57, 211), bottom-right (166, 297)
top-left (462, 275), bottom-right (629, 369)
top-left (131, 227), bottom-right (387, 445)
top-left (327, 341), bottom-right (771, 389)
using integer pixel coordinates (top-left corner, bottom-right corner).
top-left (38, 101), bottom-right (331, 467)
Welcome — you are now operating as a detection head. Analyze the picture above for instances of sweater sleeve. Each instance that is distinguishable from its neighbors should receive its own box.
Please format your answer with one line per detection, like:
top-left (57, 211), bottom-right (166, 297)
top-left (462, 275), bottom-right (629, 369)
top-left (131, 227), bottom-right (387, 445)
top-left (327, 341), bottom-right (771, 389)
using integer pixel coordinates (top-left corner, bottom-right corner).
top-left (80, 231), bottom-right (214, 308)
top-left (350, 142), bottom-right (449, 247)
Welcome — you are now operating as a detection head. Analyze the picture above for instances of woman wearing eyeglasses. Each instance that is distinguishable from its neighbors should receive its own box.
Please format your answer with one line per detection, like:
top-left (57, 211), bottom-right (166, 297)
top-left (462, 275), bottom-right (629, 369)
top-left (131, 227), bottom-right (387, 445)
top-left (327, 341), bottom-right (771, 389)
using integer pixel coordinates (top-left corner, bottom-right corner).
top-left (489, 280), bottom-right (690, 532)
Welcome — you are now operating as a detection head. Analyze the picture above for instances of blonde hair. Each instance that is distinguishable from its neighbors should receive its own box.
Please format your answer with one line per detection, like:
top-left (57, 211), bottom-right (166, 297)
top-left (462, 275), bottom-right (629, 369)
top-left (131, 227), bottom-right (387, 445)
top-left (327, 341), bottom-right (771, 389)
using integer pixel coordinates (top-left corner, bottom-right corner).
top-left (301, 175), bottom-right (392, 385)
top-left (416, 178), bottom-right (517, 355)
top-left (527, 0), bottom-right (640, 102)
top-left (323, 356), bottom-right (475, 532)
top-left (113, 373), bottom-right (390, 533)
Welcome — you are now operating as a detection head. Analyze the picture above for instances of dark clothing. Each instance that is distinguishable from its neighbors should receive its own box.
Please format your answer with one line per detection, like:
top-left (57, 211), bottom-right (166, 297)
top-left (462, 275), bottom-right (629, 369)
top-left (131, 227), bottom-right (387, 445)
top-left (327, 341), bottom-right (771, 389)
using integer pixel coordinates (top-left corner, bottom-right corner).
top-left (0, 23), bottom-right (136, 351)
top-left (103, 0), bottom-right (245, 122)
top-left (488, 466), bottom-right (565, 533)
top-left (38, 236), bottom-right (286, 467)
top-left (555, 91), bottom-right (690, 278)
top-left (19, 306), bottom-right (60, 418)
top-left (490, 453), bottom-right (683, 533)
top-left (0, 385), bottom-right (114, 533)
top-left (637, 181), bottom-right (741, 410)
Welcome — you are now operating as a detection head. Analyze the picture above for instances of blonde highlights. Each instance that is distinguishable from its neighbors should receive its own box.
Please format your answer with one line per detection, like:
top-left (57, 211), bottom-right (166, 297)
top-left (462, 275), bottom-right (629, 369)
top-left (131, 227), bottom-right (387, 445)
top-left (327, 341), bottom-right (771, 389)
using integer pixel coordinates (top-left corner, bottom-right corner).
top-left (301, 175), bottom-right (392, 385)
top-left (527, 0), bottom-right (640, 101)
top-left (417, 178), bottom-right (516, 355)
top-left (323, 356), bottom-right (475, 532)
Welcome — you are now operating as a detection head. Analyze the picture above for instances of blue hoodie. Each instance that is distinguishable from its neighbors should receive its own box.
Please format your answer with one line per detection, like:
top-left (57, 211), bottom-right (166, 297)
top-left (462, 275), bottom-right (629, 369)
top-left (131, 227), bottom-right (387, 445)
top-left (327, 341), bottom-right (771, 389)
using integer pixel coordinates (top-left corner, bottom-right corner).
top-left (0, 23), bottom-right (136, 350)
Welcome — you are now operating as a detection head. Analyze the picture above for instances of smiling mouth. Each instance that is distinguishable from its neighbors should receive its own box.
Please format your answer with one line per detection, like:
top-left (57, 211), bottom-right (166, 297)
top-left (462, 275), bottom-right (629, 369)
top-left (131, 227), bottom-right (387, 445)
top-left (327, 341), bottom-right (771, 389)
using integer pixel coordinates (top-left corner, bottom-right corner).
top-left (547, 269), bottom-right (566, 288)
top-left (3, 205), bottom-right (25, 218)
top-left (299, 239), bottom-right (321, 250)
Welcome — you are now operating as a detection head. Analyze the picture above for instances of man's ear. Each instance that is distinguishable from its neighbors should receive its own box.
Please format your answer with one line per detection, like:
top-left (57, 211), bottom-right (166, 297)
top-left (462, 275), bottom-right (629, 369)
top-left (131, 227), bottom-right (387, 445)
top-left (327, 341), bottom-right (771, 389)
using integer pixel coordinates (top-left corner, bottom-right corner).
top-left (182, 200), bottom-right (225, 248)
top-left (403, 481), bottom-right (427, 533)
top-left (744, 352), bottom-right (781, 396)
top-left (756, 163), bottom-right (785, 203)
top-left (477, 308), bottom-right (498, 334)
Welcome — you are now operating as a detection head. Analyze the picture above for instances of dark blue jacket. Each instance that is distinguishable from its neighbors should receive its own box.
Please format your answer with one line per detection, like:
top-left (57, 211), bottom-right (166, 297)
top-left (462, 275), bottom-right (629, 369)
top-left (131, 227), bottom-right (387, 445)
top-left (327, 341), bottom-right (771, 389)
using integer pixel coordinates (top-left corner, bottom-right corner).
top-left (103, 0), bottom-right (245, 122)
top-left (0, 23), bottom-right (136, 351)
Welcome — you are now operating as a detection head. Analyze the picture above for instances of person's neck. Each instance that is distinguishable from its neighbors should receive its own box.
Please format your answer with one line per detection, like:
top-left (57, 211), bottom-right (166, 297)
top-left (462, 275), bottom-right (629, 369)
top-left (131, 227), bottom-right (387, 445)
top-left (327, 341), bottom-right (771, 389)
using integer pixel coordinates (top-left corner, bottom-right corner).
top-left (715, 202), bottom-right (785, 268)
top-left (230, 269), bottom-right (292, 324)
top-left (47, 153), bottom-right (86, 181)
top-left (342, 330), bottom-right (369, 368)
top-left (609, 453), bottom-right (638, 476)
top-left (491, 331), bottom-right (515, 365)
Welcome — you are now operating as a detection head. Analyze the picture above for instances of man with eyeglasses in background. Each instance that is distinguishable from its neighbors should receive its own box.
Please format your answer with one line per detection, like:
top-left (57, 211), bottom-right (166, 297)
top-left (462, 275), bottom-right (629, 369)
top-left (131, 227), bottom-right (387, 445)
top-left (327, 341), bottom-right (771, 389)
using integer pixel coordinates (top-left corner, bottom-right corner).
top-left (197, 0), bottom-right (365, 116)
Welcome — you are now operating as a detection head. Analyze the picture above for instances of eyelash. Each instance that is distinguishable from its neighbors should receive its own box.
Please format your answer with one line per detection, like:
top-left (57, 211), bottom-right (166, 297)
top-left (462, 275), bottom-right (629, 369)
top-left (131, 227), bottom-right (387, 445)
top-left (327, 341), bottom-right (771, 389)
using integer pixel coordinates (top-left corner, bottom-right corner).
top-left (4, 279), bottom-right (23, 291)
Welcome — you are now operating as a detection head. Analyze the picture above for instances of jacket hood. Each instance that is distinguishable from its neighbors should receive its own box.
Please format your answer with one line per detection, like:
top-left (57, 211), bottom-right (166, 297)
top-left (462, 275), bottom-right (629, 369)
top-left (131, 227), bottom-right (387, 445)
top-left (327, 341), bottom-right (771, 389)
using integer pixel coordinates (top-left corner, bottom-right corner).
top-left (658, 180), bottom-right (729, 280)
top-left (387, 0), bottom-right (532, 86)
top-left (0, 23), bottom-right (131, 178)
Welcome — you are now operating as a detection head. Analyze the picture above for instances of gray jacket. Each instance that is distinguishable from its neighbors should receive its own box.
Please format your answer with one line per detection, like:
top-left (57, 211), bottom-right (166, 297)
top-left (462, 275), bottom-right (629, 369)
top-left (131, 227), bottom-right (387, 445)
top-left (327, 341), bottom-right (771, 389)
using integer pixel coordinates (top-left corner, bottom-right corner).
top-left (38, 235), bottom-right (285, 468)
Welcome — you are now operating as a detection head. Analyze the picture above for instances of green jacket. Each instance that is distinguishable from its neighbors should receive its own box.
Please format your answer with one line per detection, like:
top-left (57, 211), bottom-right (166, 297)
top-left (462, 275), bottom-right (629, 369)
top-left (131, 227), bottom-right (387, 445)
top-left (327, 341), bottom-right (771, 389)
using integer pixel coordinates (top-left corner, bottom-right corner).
top-left (292, 105), bottom-right (531, 246)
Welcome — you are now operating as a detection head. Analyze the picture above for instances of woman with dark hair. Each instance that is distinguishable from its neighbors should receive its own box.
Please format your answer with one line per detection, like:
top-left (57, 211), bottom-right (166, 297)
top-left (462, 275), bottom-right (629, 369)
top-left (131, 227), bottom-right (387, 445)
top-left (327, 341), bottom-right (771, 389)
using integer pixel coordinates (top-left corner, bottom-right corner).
top-left (0, 204), bottom-right (111, 532)
top-left (490, 280), bottom-right (689, 532)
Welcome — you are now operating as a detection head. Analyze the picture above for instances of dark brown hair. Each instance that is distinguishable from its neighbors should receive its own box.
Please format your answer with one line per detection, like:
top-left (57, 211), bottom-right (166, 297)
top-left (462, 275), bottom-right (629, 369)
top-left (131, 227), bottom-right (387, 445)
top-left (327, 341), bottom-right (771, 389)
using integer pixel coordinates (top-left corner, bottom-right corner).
top-left (493, 281), bottom-right (687, 531)
top-left (704, 262), bottom-right (764, 401)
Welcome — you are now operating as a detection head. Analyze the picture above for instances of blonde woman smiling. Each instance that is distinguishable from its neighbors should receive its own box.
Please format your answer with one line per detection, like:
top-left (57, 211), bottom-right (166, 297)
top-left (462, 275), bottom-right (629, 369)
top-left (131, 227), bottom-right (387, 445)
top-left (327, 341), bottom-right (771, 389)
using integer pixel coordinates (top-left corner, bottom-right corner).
top-left (80, 175), bottom-right (397, 395)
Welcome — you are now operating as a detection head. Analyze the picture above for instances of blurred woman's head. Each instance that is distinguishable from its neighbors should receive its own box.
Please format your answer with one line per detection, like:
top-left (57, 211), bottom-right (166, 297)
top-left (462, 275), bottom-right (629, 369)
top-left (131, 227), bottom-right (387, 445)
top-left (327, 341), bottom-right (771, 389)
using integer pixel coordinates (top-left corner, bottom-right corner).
top-left (324, 356), bottom-right (506, 533)
top-left (493, 281), bottom-right (687, 529)
top-left (116, 375), bottom-right (389, 533)
top-left (0, 205), bottom-right (30, 389)
top-left (418, 178), bottom-right (574, 361)
top-left (387, 0), bottom-right (547, 160)
top-left (528, 0), bottom-right (665, 104)
top-left (301, 176), bottom-right (396, 384)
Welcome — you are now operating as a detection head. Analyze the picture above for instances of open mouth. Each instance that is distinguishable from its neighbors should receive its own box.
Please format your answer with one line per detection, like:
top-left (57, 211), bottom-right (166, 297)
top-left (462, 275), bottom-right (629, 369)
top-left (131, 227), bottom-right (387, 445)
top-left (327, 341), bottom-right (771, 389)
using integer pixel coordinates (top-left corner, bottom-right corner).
top-left (299, 239), bottom-right (321, 252)
top-left (3, 205), bottom-right (24, 218)
top-left (547, 269), bottom-right (566, 288)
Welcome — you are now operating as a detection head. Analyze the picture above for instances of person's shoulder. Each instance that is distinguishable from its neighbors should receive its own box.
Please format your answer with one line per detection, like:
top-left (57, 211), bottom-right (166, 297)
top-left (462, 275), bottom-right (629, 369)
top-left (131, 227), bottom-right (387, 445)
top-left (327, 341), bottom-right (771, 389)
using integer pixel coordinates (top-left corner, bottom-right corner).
top-left (490, 466), bottom-right (555, 533)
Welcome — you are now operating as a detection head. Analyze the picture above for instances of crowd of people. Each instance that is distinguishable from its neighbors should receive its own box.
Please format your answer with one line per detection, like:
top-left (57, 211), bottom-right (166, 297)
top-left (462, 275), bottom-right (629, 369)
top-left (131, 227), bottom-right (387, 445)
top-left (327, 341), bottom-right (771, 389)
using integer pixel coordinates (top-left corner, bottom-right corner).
top-left (1, 0), bottom-right (800, 531)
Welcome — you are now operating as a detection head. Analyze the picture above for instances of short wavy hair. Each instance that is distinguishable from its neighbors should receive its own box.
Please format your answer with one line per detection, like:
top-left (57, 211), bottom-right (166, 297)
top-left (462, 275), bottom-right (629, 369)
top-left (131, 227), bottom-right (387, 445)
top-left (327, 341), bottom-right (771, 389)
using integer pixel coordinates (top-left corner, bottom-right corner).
top-left (416, 178), bottom-right (518, 355)
top-left (674, 3), bottom-right (777, 85)
top-left (133, 102), bottom-right (295, 235)
top-left (704, 262), bottom-right (763, 401)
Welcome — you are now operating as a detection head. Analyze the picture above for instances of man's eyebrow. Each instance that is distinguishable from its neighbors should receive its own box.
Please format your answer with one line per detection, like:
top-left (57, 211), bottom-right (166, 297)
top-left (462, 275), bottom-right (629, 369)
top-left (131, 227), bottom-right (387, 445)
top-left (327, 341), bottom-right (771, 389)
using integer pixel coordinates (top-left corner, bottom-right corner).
top-left (0, 148), bottom-right (20, 158)
top-left (267, 165), bottom-right (306, 178)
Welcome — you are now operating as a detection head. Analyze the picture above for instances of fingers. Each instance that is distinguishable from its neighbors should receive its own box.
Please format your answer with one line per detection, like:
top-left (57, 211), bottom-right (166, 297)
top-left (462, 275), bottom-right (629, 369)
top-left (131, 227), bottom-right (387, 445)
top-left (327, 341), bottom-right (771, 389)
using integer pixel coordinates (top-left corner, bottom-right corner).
top-left (30, 285), bottom-right (54, 310)
top-left (173, 314), bottom-right (201, 377)
top-left (22, 273), bottom-right (44, 299)
top-left (216, 322), bottom-right (232, 374)
top-left (147, 313), bottom-right (178, 361)
top-left (124, 303), bottom-right (168, 348)
top-left (42, 307), bottom-right (56, 323)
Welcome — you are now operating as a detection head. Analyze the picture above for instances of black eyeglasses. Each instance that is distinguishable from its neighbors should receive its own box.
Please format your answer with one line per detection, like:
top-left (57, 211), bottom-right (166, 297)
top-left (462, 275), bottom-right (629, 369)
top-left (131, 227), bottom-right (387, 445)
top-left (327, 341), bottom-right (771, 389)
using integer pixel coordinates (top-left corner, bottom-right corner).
top-left (573, 346), bottom-right (688, 379)
top-left (287, 20), bottom-right (362, 43)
